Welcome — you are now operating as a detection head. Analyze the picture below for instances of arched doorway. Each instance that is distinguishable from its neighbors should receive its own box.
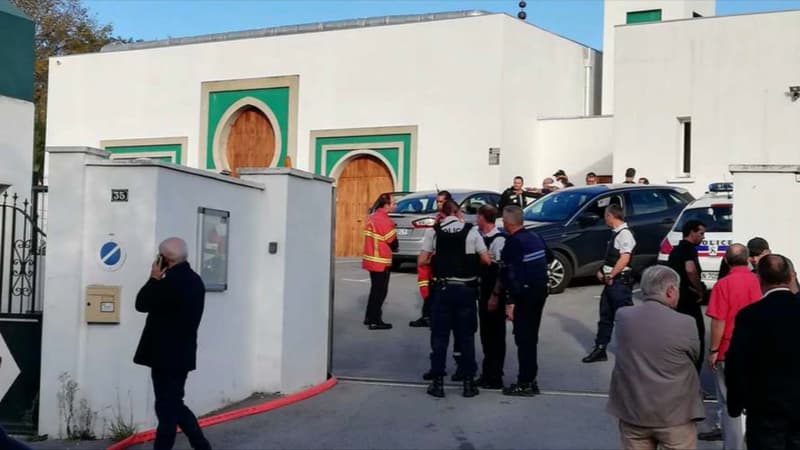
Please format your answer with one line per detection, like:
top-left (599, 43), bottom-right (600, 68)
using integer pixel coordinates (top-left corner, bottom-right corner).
top-left (335, 155), bottom-right (394, 257)
top-left (225, 106), bottom-right (276, 176)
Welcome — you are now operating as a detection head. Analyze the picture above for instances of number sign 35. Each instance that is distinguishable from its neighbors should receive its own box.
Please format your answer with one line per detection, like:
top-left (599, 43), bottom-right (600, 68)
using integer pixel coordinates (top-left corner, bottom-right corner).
top-left (111, 189), bottom-right (129, 202)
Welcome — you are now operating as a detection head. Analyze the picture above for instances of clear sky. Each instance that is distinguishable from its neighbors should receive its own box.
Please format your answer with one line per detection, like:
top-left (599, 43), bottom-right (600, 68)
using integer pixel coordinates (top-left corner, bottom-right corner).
top-left (85, 0), bottom-right (800, 50)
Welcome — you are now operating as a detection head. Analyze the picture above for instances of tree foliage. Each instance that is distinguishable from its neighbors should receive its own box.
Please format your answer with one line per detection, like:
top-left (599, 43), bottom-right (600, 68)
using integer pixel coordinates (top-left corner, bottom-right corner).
top-left (10, 0), bottom-right (132, 183)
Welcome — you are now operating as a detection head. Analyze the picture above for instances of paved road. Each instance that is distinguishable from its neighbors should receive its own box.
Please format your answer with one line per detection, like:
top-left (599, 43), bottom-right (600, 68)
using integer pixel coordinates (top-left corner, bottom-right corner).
top-left (36, 259), bottom-right (723, 449)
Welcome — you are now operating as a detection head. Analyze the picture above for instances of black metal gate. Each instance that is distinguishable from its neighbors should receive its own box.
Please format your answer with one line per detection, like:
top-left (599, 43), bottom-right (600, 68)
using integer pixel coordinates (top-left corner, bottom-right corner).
top-left (0, 189), bottom-right (46, 434)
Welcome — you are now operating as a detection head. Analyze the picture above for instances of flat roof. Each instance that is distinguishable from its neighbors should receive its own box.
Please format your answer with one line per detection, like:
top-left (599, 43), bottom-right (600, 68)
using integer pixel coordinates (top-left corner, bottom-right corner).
top-left (100, 10), bottom-right (597, 54)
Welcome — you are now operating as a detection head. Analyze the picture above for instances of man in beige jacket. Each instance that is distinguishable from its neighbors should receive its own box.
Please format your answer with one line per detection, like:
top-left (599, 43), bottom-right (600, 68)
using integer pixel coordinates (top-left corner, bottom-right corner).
top-left (607, 265), bottom-right (705, 450)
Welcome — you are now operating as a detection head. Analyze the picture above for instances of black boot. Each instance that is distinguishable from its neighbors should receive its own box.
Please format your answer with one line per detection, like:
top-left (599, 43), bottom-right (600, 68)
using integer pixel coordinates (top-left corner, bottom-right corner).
top-left (427, 376), bottom-right (445, 398)
top-left (476, 374), bottom-right (504, 390)
top-left (409, 316), bottom-right (430, 327)
top-left (462, 377), bottom-right (479, 398)
top-left (502, 381), bottom-right (540, 397)
top-left (582, 345), bottom-right (607, 363)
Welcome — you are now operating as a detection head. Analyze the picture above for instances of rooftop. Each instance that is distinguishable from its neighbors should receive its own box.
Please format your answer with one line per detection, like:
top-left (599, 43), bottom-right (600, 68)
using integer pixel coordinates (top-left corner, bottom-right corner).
top-left (100, 9), bottom-right (597, 54)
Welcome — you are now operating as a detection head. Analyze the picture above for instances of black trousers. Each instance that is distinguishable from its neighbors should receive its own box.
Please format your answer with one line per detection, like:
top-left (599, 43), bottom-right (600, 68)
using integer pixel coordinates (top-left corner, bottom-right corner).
top-left (747, 414), bottom-right (800, 450)
top-left (478, 284), bottom-right (506, 380)
top-left (151, 369), bottom-right (211, 450)
top-left (0, 426), bottom-right (31, 450)
top-left (365, 269), bottom-right (391, 324)
top-left (429, 283), bottom-right (478, 377)
top-left (596, 279), bottom-right (633, 346)
top-left (678, 304), bottom-right (705, 373)
top-left (512, 288), bottom-right (547, 384)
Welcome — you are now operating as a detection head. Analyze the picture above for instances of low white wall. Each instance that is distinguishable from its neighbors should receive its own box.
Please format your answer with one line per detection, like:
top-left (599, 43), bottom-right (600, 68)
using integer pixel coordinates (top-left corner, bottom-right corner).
top-left (730, 165), bottom-right (800, 269)
top-left (40, 148), bottom-right (332, 436)
top-left (0, 95), bottom-right (33, 197)
top-left (535, 115), bottom-right (614, 185)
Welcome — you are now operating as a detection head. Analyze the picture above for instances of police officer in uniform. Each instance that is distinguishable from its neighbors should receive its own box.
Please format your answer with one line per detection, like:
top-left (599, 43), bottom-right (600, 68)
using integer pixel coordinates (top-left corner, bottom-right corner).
top-left (419, 200), bottom-right (491, 398)
top-left (490, 206), bottom-right (552, 396)
top-left (476, 204), bottom-right (507, 389)
top-left (583, 204), bottom-right (636, 363)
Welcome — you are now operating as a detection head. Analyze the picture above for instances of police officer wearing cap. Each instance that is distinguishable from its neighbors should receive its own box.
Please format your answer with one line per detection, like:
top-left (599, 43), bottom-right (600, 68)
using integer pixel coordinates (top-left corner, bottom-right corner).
top-left (490, 205), bottom-right (552, 396)
top-left (419, 199), bottom-right (491, 398)
top-left (583, 203), bottom-right (636, 363)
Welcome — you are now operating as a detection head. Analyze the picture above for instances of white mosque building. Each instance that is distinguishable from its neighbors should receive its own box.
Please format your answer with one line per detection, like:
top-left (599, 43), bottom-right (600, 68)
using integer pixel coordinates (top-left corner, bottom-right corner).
top-left (44, 0), bottom-right (800, 256)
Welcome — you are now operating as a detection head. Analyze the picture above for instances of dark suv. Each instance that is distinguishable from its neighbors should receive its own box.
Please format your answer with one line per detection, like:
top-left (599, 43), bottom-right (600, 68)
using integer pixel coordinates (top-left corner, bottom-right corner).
top-left (522, 184), bottom-right (695, 293)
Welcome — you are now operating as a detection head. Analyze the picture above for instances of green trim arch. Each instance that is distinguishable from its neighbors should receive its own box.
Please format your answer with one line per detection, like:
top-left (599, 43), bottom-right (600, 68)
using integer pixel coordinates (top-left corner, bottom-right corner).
top-left (310, 126), bottom-right (418, 191)
top-left (200, 76), bottom-right (299, 171)
top-left (100, 137), bottom-right (187, 164)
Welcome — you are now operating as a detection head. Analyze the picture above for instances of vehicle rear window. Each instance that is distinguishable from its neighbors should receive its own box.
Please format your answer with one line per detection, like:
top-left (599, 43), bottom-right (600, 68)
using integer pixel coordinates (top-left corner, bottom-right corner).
top-left (395, 195), bottom-right (438, 214)
top-left (674, 205), bottom-right (733, 233)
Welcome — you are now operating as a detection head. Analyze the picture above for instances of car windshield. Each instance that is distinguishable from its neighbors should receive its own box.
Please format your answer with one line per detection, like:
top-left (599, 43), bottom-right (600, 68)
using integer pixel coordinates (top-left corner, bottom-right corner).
top-left (523, 191), bottom-right (593, 222)
top-left (395, 194), bottom-right (438, 214)
top-left (674, 205), bottom-right (733, 233)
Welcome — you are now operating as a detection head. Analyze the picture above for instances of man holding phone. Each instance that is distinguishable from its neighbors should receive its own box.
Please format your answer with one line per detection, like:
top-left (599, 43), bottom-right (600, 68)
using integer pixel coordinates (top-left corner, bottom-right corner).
top-left (134, 237), bottom-right (212, 450)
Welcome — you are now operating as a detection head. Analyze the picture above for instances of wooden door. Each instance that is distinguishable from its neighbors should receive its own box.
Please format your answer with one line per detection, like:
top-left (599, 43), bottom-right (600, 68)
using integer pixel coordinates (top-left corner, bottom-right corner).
top-left (335, 156), bottom-right (394, 257)
top-left (226, 107), bottom-right (276, 177)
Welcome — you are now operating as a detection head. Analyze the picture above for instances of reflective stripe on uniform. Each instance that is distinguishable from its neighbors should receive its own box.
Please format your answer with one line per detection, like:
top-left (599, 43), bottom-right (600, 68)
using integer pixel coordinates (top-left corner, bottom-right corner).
top-left (522, 250), bottom-right (546, 262)
top-left (363, 254), bottom-right (392, 264)
top-left (418, 281), bottom-right (429, 287)
top-left (363, 229), bottom-right (396, 241)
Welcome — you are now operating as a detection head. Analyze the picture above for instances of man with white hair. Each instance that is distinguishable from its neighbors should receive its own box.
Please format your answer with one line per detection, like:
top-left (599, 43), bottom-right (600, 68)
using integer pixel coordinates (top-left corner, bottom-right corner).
top-left (607, 265), bottom-right (705, 450)
top-left (134, 237), bottom-right (212, 450)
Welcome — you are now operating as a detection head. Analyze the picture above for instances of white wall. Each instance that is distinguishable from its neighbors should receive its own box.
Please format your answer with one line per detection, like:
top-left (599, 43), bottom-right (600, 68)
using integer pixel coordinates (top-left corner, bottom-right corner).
top-left (536, 116), bottom-right (614, 185)
top-left (0, 95), bottom-right (33, 197)
top-left (45, 13), bottom-right (594, 192)
top-left (499, 19), bottom-right (602, 187)
top-left (602, 0), bottom-right (715, 114)
top-left (613, 10), bottom-right (800, 197)
top-left (41, 148), bottom-right (332, 436)
top-left (731, 165), bottom-right (800, 269)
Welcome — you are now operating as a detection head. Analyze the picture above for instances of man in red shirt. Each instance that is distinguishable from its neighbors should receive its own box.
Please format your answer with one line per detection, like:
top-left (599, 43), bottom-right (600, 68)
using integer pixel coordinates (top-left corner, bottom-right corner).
top-left (703, 243), bottom-right (762, 447)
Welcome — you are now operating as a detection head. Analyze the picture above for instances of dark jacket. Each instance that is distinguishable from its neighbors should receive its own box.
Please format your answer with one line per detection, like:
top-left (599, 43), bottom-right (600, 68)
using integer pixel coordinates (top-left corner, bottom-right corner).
top-left (726, 289), bottom-right (800, 419)
top-left (134, 262), bottom-right (205, 372)
top-left (498, 187), bottom-right (536, 211)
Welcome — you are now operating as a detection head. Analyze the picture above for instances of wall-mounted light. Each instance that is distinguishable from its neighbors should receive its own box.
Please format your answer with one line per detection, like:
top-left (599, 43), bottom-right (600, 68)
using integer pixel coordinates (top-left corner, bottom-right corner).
top-left (517, 1), bottom-right (527, 20)
top-left (789, 86), bottom-right (800, 102)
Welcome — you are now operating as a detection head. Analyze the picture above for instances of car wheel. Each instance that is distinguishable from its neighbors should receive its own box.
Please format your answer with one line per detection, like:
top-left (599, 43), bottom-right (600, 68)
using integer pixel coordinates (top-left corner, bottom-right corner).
top-left (548, 252), bottom-right (573, 294)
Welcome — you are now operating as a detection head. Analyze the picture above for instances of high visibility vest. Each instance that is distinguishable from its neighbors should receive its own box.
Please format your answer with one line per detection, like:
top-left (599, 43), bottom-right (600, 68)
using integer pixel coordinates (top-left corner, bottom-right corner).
top-left (362, 209), bottom-right (396, 272)
top-left (417, 263), bottom-right (432, 300)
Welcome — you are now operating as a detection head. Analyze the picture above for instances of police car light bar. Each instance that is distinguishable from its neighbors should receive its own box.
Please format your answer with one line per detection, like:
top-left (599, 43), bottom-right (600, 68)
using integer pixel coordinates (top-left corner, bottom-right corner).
top-left (708, 182), bottom-right (733, 193)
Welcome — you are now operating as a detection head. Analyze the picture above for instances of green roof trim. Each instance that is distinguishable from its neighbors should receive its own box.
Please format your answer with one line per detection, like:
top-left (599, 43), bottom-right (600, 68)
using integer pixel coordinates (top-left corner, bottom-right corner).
top-left (0, 0), bottom-right (32, 21)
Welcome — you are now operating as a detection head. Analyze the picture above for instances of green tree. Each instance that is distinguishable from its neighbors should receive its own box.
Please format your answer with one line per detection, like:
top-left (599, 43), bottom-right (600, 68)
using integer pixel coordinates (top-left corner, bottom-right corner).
top-left (10, 0), bottom-right (132, 184)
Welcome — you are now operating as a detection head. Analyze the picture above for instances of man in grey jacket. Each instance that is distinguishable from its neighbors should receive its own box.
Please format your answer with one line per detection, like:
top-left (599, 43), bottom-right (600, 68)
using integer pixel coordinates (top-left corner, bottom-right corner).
top-left (607, 265), bottom-right (705, 450)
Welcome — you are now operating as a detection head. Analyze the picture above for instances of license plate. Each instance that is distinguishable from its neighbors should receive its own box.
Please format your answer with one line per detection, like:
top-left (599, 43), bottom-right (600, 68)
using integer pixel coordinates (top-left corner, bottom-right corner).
top-left (701, 272), bottom-right (718, 281)
top-left (396, 228), bottom-right (411, 236)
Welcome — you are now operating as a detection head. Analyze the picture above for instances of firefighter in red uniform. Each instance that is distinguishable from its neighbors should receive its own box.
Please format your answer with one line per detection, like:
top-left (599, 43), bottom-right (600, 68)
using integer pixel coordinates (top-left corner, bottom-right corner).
top-left (363, 193), bottom-right (398, 330)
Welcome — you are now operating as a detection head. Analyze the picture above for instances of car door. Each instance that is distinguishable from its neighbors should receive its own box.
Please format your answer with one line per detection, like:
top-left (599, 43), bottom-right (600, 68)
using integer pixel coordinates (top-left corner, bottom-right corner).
top-left (624, 189), bottom-right (676, 268)
top-left (559, 193), bottom-right (624, 277)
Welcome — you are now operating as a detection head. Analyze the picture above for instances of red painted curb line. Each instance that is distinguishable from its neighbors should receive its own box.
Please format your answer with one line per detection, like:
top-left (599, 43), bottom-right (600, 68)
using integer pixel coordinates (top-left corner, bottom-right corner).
top-left (107, 377), bottom-right (338, 450)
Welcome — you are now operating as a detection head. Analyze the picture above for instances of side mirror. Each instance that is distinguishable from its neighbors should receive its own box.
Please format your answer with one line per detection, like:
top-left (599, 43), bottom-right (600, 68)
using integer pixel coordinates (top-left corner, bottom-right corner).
top-left (577, 212), bottom-right (601, 226)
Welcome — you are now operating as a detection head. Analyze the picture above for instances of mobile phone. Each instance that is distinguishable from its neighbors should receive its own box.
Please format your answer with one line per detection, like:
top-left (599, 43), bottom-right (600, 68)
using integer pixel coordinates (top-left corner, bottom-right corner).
top-left (158, 254), bottom-right (168, 270)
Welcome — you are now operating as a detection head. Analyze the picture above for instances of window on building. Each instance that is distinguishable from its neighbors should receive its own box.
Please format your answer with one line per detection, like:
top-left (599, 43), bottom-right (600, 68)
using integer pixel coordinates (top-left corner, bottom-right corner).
top-left (693, 12), bottom-right (703, 18)
top-left (678, 117), bottom-right (692, 175)
top-left (626, 9), bottom-right (662, 24)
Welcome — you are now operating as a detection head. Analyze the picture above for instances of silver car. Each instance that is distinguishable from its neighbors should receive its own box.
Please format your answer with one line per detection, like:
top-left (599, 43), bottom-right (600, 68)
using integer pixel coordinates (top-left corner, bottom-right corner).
top-left (389, 189), bottom-right (501, 268)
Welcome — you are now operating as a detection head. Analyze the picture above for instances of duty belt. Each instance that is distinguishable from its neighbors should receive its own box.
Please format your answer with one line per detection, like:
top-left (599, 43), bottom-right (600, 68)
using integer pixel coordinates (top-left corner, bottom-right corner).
top-left (432, 277), bottom-right (479, 287)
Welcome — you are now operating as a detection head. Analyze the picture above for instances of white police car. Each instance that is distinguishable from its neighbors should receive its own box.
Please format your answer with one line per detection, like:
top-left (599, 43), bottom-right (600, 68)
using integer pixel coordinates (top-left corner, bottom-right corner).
top-left (657, 182), bottom-right (733, 289)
